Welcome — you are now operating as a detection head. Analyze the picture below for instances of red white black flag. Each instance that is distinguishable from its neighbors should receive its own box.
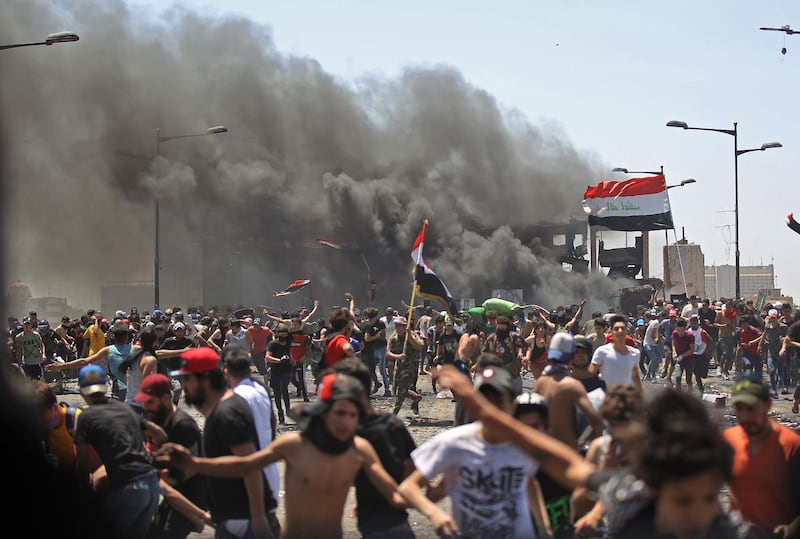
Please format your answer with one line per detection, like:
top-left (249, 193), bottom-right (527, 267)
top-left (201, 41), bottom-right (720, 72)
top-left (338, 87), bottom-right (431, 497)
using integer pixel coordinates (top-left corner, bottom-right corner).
top-left (273, 279), bottom-right (311, 297)
top-left (583, 175), bottom-right (674, 231)
top-left (411, 221), bottom-right (458, 315)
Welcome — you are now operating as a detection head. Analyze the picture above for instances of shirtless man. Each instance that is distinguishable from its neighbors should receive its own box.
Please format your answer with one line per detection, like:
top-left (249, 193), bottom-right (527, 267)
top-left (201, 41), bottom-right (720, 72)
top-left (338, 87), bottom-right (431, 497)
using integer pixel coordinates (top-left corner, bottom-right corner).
top-left (159, 372), bottom-right (405, 539)
top-left (533, 333), bottom-right (603, 450)
top-left (456, 317), bottom-right (483, 372)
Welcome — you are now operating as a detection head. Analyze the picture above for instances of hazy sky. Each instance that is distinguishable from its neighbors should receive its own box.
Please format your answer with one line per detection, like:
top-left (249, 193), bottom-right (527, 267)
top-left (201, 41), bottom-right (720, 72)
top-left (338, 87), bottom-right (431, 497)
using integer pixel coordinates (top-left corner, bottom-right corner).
top-left (149, 0), bottom-right (800, 298)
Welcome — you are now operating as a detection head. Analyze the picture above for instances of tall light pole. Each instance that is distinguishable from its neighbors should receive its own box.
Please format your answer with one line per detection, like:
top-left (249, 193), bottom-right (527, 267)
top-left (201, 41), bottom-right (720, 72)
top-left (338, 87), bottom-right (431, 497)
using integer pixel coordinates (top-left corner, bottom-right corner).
top-left (153, 126), bottom-right (228, 309)
top-left (0, 31), bottom-right (79, 51)
top-left (666, 120), bottom-right (782, 299)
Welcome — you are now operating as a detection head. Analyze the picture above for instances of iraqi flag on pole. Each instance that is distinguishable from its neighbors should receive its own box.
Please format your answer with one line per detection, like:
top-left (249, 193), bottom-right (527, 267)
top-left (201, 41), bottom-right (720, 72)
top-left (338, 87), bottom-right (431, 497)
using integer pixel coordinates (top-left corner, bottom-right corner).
top-left (411, 221), bottom-right (459, 315)
top-left (273, 279), bottom-right (311, 297)
top-left (582, 175), bottom-right (674, 231)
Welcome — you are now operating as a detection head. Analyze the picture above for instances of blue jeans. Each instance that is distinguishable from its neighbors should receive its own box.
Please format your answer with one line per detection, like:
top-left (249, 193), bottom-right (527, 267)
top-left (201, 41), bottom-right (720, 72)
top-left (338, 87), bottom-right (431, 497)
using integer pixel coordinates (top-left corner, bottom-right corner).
top-left (104, 472), bottom-right (160, 539)
top-left (644, 344), bottom-right (664, 379)
top-left (252, 351), bottom-right (268, 377)
top-left (374, 347), bottom-right (389, 388)
top-left (742, 351), bottom-right (762, 374)
top-left (767, 352), bottom-right (787, 392)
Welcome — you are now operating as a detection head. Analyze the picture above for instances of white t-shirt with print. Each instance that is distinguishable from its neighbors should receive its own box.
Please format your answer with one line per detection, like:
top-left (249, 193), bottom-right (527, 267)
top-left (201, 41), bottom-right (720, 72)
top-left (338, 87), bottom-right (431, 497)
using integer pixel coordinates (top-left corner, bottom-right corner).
top-left (591, 342), bottom-right (640, 388)
top-left (411, 421), bottom-right (538, 539)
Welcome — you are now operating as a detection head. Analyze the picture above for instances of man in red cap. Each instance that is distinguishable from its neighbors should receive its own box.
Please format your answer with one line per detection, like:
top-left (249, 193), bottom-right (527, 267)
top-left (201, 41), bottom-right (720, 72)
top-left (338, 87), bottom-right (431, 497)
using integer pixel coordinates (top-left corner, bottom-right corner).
top-left (159, 372), bottom-right (405, 539)
top-left (134, 374), bottom-right (209, 538)
top-left (171, 347), bottom-right (280, 538)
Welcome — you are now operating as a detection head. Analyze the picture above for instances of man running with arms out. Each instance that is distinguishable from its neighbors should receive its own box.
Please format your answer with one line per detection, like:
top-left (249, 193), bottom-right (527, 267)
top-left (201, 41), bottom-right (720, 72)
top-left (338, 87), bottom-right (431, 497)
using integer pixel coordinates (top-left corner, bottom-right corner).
top-left (158, 372), bottom-right (406, 539)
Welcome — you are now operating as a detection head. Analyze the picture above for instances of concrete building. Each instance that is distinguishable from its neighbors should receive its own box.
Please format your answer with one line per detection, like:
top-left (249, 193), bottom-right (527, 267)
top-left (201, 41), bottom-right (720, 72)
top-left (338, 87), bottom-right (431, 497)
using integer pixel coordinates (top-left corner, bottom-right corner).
top-left (663, 240), bottom-right (705, 299)
top-left (704, 264), bottom-right (775, 300)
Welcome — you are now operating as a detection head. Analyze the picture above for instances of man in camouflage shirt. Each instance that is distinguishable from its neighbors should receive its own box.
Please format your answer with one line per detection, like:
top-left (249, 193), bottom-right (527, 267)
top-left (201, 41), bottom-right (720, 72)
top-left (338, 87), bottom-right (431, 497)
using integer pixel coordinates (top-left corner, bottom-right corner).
top-left (387, 316), bottom-right (424, 416)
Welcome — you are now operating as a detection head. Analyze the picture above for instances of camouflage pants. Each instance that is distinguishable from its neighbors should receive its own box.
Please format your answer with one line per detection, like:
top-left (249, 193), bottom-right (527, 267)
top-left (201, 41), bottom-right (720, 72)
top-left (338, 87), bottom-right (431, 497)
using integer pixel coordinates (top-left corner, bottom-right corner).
top-left (393, 369), bottom-right (420, 415)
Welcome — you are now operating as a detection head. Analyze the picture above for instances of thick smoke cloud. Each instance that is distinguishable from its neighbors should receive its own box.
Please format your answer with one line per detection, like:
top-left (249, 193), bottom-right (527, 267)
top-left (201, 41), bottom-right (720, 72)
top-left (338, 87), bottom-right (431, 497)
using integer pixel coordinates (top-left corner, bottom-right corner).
top-left (2, 0), bottom-right (628, 315)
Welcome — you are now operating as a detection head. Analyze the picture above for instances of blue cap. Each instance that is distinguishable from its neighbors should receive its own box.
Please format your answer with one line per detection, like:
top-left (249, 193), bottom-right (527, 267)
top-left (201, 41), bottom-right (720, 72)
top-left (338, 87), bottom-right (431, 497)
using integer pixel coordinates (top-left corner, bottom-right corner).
top-left (78, 365), bottom-right (107, 396)
top-left (548, 332), bottom-right (576, 363)
top-left (153, 309), bottom-right (163, 316)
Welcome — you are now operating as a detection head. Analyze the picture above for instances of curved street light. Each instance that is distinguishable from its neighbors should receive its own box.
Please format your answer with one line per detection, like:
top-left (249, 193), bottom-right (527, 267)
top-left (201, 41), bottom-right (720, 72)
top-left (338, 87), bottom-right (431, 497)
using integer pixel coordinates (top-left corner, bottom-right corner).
top-left (666, 120), bottom-right (782, 299)
top-left (152, 126), bottom-right (229, 309)
top-left (0, 31), bottom-right (79, 51)
top-left (667, 178), bottom-right (696, 189)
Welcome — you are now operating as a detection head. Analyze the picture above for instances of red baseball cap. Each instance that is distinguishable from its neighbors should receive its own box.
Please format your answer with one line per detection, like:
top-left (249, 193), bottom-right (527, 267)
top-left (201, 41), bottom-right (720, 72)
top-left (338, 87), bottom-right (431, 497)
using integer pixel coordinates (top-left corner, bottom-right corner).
top-left (133, 374), bottom-right (171, 402)
top-left (170, 347), bottom-right (220, 377)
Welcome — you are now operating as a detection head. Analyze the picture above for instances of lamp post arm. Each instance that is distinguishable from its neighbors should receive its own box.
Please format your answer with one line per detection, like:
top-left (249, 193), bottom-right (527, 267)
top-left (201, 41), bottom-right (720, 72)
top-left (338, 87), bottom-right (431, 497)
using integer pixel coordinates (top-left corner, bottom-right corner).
top-left (684, 126), bottom-right (736, 137)
top-left (736, 147), bottom-right (766, 157)
top-left (0, 41), bottom-right (48, 50)
top-left (158, 133), bottom-right (213, 143)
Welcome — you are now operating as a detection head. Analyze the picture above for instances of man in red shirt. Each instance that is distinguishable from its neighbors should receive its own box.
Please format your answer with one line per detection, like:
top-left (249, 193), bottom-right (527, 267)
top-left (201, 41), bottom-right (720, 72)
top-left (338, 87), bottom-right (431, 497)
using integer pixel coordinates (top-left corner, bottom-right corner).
top-left (737, 316), bottom-right (763, 375)
top-left (247, 318), bottom-right (272, 379)
top-left (723, 374), bottom-right (800, 538)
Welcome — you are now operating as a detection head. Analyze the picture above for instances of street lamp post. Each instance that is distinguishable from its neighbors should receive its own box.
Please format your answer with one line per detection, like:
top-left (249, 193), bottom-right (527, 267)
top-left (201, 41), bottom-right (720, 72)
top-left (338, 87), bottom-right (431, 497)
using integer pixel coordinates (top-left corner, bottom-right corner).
top-left (0, 31), bottom-right (79, 51)
top-left (666, 120), bottom-right (782, 299)
top-left (153, 126), bottom-right (228, 309)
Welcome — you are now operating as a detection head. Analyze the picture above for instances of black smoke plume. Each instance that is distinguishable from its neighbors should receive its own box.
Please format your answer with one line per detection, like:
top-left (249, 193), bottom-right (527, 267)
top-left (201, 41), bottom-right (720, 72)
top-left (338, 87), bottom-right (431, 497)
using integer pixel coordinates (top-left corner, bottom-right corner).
top-left (2, 0), bottom-right (627, 315)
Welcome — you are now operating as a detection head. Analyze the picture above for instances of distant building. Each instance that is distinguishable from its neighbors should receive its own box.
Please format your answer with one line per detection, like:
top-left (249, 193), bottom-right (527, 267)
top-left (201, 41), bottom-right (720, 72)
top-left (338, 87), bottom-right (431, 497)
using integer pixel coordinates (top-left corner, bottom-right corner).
top-left (663, 240), bottom-right (705, 299)
top-left (704, 264), bottom-right (775, 300)
top-left (4, 280), bottom-right (83, 323)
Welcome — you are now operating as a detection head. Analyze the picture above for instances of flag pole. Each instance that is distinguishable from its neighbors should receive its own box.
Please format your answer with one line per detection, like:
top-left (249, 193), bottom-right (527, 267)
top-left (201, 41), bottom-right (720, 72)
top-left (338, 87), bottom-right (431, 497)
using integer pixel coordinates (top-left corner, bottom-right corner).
top-left (404, 219), bottom-right (428, 355)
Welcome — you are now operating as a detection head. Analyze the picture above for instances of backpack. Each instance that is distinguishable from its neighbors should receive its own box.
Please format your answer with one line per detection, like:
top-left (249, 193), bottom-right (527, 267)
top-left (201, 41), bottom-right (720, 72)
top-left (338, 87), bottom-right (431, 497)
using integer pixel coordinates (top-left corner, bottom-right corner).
top-left (59, 402), bottom-right (85, 435)
top-left (311, 331), bottom-right (346, 378)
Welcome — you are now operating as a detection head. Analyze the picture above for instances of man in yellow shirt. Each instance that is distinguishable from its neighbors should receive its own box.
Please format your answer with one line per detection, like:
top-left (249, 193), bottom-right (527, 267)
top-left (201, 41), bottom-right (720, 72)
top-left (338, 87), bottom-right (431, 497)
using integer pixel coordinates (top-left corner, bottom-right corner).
top-left (81, 312), bottom-right (108, 358)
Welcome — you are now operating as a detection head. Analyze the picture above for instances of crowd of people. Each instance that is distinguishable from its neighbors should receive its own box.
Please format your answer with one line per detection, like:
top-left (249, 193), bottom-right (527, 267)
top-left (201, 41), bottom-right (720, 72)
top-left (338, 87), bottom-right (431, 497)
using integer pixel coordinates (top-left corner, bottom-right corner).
top-left (3, 291), bottom-right (800, 539)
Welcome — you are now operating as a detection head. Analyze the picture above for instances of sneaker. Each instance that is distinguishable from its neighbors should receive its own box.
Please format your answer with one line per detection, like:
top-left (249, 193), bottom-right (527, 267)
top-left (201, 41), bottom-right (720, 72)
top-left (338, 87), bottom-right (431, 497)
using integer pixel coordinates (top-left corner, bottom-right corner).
top-left (772, 391), bottom-right (780, 398)
top-left (372, 382), bottom-right (382, 395)
top-left (383, 390), bottom-right (392, 397)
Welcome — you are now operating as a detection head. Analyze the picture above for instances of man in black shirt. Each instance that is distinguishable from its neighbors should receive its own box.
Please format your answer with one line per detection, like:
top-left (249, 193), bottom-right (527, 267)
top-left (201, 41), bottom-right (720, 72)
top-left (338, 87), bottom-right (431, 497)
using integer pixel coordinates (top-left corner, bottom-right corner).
top-left (359, 307), bottom-right (388, 395)
top-left (136, 374), bottom-right (209, 539)
top-left (780, 309), bottom-right (800, 413)
top-left (172, 347), bottom-right (280, 537)
top-left (74, 365), bottom-right (161, 539)
top-left (331, 359), bottom-right (417, 538)
top-left (266, 325), bottom-right (293, 424)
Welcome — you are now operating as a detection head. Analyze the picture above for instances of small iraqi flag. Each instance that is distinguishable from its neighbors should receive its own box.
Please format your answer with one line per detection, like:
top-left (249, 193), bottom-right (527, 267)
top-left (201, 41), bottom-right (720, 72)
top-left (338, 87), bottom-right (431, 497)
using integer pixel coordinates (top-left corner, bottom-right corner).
top-left (273, 279), bottom-right (311, 297)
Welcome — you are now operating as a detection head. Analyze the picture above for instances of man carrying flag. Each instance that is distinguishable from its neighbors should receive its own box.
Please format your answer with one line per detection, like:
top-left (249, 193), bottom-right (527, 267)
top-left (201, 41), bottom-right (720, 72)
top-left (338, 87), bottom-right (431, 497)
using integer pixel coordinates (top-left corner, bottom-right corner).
top-left (410, 221), bottom-right (459, 316)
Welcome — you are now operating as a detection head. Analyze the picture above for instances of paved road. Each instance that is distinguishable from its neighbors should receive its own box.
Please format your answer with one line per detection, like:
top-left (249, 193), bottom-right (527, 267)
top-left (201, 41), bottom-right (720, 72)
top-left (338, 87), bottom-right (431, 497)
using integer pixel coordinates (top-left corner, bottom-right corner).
top-left (54, 365), bottom-right (799, 538)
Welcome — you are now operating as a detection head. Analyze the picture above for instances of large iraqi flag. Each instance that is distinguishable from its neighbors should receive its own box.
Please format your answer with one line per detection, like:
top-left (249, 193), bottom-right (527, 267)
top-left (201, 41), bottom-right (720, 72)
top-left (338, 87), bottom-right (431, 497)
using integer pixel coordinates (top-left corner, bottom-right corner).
top-left (411, 221), bottom-right (459, 316)
top-left (582, 175), bottom-right (674, 231)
